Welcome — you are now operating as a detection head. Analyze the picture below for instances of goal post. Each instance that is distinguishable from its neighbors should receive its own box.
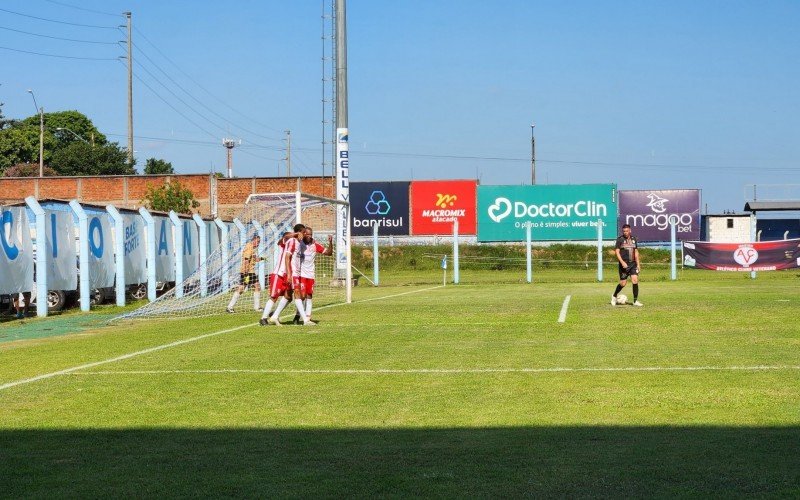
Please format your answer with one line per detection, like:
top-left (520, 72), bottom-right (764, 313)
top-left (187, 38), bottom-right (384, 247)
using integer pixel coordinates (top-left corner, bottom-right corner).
top-left (117, 191), bottom-right (350, 321)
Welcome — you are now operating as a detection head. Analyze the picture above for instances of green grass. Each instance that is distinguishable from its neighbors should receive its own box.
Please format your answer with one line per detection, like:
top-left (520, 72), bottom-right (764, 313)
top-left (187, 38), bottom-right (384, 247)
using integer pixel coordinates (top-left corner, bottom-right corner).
top-left (1, 269), bottom-right (799, 497)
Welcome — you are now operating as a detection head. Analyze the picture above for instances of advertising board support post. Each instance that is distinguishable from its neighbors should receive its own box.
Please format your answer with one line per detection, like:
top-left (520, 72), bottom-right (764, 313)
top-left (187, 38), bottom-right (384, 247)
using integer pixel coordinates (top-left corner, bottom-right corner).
top-left (169, 211), bottom-right (184, 298)
top-left (24, 197), bottom-right (47, 317)
top-left (453, 219), bottom-right (459, 284)
top-left (192, 214), bottom-right (209, 297)
top-left (69, 200), bottom-right (91, 311)
top-left (106, 205), bottom-right (126, 307)
top-left (670, 220), bottom-right (677, 281)
top-left (526, 223), bottom-right (532, 283)
top-left (139, 207), bottom-right (157, 302)
top-left (372, 222), bottom-right (379, 286)
top-left (214, 218), bottom-right (229, 292)
top-left (597, 218), bottom-right (603, 282)
top-left (251, 219), bottom-right (265, 292)
top-left (750, 214), bottom-right (757, 280)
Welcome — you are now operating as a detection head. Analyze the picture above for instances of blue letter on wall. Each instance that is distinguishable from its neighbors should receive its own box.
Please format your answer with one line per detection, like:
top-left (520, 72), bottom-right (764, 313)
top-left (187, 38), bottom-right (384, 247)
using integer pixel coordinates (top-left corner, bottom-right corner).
top-left (158, 219), bottom-right (169, 255)
top-left (89, 217), bottom-right (104, 259)
top-left (183, 224), bottom-right (192, 256)
top-left (1, 211), bottom-right (19, 260)
top-left (50, 213), bottom-right (58, 258)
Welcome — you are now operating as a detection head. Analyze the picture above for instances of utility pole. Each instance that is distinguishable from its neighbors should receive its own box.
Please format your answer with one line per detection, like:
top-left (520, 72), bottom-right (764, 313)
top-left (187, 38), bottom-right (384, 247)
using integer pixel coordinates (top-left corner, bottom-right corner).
top-left (284, 130), bottom-right (292, 177)
top-left (27, 89), bottom-right (44, 177)
top-left (222, 138), bottom-right (237, 178)
top-left (125, 11), bottom-right (134, 168)
top-left (530, 123), bottom-right (536, 185)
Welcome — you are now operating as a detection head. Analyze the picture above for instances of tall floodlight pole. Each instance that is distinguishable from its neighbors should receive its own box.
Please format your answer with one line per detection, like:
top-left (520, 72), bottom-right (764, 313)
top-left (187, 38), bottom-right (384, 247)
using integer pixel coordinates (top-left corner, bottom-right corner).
top-left (223, 138), bottom-right (237, 178)
top-left (530, 123), bottom-right (536, 185)
top-left (125, 11), bottom-right (134, 168)
top-left (27, 90), bottom-right (44, 177)
top-left (334, 0), bottom-right (349, 277)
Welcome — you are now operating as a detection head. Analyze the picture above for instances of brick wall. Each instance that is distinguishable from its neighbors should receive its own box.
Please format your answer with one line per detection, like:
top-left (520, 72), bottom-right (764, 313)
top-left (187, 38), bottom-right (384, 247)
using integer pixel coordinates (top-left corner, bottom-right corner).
top-left (0, 174), bottom-right (336, 217)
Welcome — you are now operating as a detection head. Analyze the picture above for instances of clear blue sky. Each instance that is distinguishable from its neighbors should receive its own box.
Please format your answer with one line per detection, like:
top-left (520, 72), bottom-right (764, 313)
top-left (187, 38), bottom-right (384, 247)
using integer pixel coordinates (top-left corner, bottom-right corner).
top-left (2, 0), bottom-right (799, 212)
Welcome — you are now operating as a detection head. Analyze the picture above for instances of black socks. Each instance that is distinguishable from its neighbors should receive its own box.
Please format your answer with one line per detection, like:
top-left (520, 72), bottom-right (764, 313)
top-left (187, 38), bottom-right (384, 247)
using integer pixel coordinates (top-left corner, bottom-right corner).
top-left (613, 284), bottom-right (624, 296)
top-left (633, 284), bottom-right (639, 300)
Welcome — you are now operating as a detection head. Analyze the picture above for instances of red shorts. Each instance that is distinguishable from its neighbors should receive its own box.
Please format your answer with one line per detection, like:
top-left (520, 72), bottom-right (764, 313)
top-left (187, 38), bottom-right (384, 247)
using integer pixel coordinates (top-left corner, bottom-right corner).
top-left (268, 273), bottom-right (288, 298)
top-left (291, 276), bottom-right (315, 296)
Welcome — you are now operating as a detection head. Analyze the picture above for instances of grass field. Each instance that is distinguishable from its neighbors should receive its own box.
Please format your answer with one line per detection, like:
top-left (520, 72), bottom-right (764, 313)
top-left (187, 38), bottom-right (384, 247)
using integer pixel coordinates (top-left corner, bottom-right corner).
top-left (1, 267), bottom-right (799, 497)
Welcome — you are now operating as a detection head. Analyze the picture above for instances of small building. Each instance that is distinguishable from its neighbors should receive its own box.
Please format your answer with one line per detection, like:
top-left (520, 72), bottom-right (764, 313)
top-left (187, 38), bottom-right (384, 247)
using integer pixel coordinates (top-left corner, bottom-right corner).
top-left (704, 213), bottom-right (752, 243)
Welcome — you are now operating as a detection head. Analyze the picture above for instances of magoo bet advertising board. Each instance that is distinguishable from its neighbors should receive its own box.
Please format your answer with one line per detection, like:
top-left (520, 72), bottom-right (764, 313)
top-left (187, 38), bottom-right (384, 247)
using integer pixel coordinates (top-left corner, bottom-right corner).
top-left (411, 180), bottom-right (477, 235)
top-left (478, 184), bottom-right (617, 242)
top-left (350, 181), bottom-right (410, 236)
top-left (618, 189), bottom-right (700, 241)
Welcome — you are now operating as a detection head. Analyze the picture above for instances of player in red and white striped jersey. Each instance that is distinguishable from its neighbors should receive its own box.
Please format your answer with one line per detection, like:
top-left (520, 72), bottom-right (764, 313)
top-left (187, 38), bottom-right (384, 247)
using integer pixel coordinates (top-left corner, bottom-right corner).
top-left (265, 224), bottom-right (305, 325)
top-left (289, 226), bottom-right (333, 325)
top-left (259, 231), bottom-right (294, 325)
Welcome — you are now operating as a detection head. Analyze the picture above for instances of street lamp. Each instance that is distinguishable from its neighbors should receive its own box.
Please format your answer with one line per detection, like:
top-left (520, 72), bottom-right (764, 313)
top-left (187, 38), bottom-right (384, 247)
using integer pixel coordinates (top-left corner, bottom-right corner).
top-left (56, 127), bottom-right (92, 146)
top-left (27, 89), bottom-right (44, 177)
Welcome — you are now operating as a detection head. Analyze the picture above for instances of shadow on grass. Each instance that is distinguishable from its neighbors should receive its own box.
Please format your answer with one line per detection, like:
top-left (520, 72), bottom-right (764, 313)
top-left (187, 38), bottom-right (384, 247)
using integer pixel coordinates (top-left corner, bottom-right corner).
top-left (2, 426), bottom-right (799, 497)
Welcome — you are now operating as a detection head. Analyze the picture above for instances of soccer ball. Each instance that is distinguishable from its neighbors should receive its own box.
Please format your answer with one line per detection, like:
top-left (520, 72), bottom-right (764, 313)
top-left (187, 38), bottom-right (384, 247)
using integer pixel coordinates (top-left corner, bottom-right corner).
top-left (616, 294), bottom-right (628, 305)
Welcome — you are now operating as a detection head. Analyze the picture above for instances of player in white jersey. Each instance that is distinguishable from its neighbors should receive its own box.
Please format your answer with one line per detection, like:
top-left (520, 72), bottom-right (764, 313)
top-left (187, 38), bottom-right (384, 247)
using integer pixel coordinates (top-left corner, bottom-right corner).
top-left (289, 226), bottom-right (332, 325)
top-left (259, 231), bottom-right (295, 325)
top-left (265, 224), bottom-right (305, 326)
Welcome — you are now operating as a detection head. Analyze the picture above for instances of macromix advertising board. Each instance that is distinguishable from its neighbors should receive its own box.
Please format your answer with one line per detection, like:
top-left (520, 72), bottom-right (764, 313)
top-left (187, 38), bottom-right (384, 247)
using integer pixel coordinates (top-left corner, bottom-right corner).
top-left (411, 180), bottom-right (477, 235)
top-left (618, 189), bottom-right (701, 241)
top-left (477, 184), bottom-right (617, 242)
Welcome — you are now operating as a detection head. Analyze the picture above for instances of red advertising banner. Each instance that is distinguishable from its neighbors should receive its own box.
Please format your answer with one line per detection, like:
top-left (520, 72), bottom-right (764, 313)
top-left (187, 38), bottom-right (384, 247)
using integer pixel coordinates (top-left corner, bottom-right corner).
top-left (682, 239), bottom-right (800, 271)
top-left (410, 180), bottom-right (477, 235)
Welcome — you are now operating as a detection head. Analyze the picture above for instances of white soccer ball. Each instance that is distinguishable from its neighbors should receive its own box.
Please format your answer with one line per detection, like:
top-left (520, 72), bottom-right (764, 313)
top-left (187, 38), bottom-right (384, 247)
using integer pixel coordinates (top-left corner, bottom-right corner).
top-left (616, 294), bottom-right (628, 305)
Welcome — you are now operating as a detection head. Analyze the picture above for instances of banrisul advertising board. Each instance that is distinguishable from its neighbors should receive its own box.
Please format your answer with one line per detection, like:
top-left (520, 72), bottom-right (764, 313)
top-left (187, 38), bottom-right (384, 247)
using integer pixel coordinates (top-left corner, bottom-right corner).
top-left (350, 181), bottom-right (410, 236)
top-left (478, 184), bottom-right (617, 242)
top-left (618, 189), bottom-right (700, 241)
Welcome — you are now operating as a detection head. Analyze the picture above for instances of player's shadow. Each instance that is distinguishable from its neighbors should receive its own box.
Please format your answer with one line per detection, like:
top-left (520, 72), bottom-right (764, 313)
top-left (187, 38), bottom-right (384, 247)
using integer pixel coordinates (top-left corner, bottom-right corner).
top-left (2, 426), bottom-right (799, 497)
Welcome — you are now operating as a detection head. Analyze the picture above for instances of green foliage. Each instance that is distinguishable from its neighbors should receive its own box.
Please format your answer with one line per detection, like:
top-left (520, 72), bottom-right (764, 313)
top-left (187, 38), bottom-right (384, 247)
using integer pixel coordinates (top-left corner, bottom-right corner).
top-left (21, 110), bottom-right (106, 146)
top-left (144, 157), bottom-right (174, 175)
top-left (2, 162), bottom-right (58, 177)
top-left (0, 110), bottom-right (119, 175)
top-left (50, 141), bottom-right (134, 176)
top-left (0, 102), bottom-right (16, 130)
top-left (142, 180), bottom-right (200, 214)
top-left (0, 125), bottom-right (57, 173)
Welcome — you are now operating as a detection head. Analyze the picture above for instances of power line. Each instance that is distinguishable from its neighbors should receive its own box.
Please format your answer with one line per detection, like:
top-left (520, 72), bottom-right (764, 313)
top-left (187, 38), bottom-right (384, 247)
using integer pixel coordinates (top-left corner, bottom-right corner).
top-left (346, 150), bottom-right (800, 173)
top-left (0, 45), bottom-right (120, 60)
top-left (41, 0), bottom-right (123, 18)
top-left (132, 25), bottom-right (285, 135)
top-left (0, 7), bottom-right (119, 29)
top-left (123, 61), bottom-right (219, 140)
top-left (0, 25), bottom-right (119, 44)
top-left (131, 57), bottom-right (283, 153)
top-left (131, 42), bottom-right (282, 142)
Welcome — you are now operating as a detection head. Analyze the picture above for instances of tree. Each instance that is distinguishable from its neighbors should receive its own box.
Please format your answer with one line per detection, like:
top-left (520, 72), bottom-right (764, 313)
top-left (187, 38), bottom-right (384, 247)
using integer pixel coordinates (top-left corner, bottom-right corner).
top-left (20, 110), bottom-right (106, 146)
top-left (0, 109), bottom-right (124, 175)
top-left (0, 102), bottom-right (17, 130)
top-left (144, 157), bottom-right (174, 175)
top-left (50, 141), bottom-right (135, 176)
top-left (142, 180), bottom-right (200, 214)
top-left (3, 162), bottom-right (58, 177)
top-left (0, 125), bottom-right (57, 173)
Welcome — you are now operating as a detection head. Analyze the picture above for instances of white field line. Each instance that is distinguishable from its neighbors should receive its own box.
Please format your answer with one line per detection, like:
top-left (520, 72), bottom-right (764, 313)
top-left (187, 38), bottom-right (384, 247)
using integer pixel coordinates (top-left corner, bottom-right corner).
top-left (0, 285), bottom-right (443, 392)
top-left (68, 365), bottom-right (800, 376)
top-left (558, 295), bottom-right (571, 323)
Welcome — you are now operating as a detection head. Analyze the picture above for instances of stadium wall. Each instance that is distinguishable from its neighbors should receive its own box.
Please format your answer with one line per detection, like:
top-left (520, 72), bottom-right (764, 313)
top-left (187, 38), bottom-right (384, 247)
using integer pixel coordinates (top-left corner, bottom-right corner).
top-left (0, 175), bottom-right (336, 219)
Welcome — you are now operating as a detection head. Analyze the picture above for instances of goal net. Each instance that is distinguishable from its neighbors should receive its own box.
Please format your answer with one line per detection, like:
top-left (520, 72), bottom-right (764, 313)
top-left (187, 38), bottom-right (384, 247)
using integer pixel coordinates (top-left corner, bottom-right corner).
top-left (118, 192), bottom-right (350, 321)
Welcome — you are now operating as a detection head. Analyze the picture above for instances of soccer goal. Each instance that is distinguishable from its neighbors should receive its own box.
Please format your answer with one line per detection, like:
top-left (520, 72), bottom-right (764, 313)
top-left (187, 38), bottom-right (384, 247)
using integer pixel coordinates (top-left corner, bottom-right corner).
top-left (118, 192), bottom-right (351, 321)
